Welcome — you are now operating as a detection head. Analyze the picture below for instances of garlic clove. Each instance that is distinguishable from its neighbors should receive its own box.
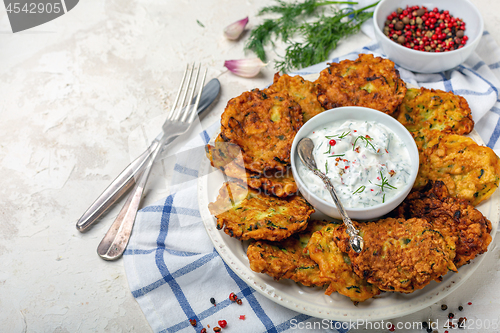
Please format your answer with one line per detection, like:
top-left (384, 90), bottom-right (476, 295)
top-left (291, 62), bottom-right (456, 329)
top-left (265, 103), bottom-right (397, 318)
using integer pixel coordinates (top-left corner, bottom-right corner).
top-left (224, 17), bottom-right (249, 40)
top-left (224, 58), bottom-right (267, 78)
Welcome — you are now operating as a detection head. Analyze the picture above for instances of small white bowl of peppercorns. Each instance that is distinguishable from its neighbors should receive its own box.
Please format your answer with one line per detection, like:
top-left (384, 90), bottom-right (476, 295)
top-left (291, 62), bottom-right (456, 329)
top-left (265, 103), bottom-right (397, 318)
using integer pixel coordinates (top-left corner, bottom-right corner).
top-left (373, 0), bottom-right (483, 73)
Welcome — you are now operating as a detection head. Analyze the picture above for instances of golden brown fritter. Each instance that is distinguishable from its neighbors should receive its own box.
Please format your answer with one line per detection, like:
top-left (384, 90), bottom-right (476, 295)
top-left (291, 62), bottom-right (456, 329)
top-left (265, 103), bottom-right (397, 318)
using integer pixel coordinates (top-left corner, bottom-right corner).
top-left (335, 218), bottom-right (457, 294)
top-left (206, 134), bottom-right (246, 180)
top-left (396, 87), bottom-right (474, 135)
top-left (208, 180), bottom-right (314, 241)
top-left (220, 88), bottom-right (303, 173)
top-left (267, 73), bottom-right (325, 123)
top-left (206, 136), bottom-right (298, 197)
top-left (247, 220), bottom-right (330, 287)
top-left (315, 53), bottom-right (406, 115)
top-left (306, 224), bottom-right (380, 303)
top-left (246, 170), bottom-right (298, 198)
top-left (415, 133), bottom-right (500, 205)
top-left (394, 181), bottom-right (492, 268)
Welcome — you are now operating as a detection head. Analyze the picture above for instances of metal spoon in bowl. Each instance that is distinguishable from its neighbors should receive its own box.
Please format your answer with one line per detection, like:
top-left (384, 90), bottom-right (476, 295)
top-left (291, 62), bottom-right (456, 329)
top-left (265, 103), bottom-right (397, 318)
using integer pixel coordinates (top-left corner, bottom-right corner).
top-left (297, 137), bottom-right (364, 253)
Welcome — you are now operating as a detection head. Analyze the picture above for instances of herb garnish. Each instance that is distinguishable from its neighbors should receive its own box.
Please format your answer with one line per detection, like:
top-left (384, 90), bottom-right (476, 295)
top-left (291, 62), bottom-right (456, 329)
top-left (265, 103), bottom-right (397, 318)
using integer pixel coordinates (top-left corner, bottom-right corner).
top-left (353, 135), bottom-right (376, 152)
top-left (245, 0), bottom-right (378, 72)
top-left (353, 185), bottom-right (365, 194)
top-left (370, 170), bottom-right (397, 192)
top-left (326, 131), bottom-right (350, 139)
top-left (327, 154), bottom-right (345, 158)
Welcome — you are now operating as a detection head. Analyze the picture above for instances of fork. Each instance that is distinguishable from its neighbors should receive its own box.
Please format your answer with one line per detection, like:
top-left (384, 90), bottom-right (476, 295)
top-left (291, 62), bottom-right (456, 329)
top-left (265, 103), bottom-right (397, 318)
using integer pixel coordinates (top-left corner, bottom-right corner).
top-left (96, 64), bottom-right (207, 260)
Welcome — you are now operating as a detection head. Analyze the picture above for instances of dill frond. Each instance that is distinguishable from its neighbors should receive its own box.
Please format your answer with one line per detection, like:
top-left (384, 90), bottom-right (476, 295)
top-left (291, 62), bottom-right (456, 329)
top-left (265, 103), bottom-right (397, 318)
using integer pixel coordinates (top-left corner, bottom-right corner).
top-left (245, 0), bottom-right (378, 71)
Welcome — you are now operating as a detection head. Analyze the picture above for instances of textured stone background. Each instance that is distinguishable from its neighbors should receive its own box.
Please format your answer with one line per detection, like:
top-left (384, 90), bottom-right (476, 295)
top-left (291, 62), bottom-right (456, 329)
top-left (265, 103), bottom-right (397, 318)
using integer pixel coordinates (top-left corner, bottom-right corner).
top-left (0, 0), bottom-right (499, 332)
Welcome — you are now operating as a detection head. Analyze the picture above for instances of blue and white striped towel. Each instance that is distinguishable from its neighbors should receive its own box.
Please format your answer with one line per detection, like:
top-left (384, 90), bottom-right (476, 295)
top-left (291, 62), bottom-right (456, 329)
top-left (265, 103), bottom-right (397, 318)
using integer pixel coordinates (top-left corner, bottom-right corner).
top-left (123, 32), bottom-right (500, 333)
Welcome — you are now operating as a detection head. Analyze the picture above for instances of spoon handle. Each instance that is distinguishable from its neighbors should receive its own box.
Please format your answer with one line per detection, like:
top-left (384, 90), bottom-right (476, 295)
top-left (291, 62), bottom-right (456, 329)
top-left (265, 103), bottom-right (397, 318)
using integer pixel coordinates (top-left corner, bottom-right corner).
top-left (312, 170), bottom-right (362, 243)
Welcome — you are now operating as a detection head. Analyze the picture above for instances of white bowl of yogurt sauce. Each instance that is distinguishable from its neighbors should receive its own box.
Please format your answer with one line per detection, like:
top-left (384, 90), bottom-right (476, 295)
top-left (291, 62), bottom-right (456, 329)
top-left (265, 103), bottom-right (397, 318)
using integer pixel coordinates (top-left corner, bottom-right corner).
top-left (291, 106), bottom-right (419, 221)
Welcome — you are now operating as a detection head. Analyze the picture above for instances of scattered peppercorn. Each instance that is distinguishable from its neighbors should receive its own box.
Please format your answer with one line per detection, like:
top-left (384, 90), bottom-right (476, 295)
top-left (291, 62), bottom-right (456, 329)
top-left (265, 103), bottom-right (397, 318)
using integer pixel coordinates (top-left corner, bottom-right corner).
top-left (229, 292), bottom-right (238, 302)
top-left (422, 321), bottom-right (428, 328)
top-left (458, 305), bottom-right (463, 311)
top-left (426, 327), bottom-right (433, 333)
top-left (218, 320), bottom-right (227, 329)
top-left (383, 5), bottom-right (468, 52)
top-left (189, 319), bottom-right (197, 327)
top-left (210, 298), bottom-right (216, 306)
top-left (201, 329), bottom-right (207, 333)
top-left (213, 327), bottom-right (221, 333)
top-left (448, 313), bottom-right (455, 319)
top-left (236, 299), bottom-right (243, 305)
top-left (441, 304), bottom-right (448, 310)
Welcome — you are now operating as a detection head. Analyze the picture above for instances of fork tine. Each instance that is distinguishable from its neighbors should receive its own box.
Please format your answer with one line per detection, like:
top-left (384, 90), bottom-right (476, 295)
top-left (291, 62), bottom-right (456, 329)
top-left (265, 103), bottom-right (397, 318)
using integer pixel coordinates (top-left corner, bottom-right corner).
top-left (171, 63), bottom-right (195, 121)
top-left (188, 68), bottom-right (207, 123)
top-left (181, 65), bottom-right (201, 122)
top-left (168, 64), bottom-right (189, 121)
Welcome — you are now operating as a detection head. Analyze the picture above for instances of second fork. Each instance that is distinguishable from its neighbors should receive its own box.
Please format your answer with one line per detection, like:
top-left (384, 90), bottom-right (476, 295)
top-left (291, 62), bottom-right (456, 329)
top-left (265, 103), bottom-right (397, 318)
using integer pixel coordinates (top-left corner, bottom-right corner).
top-left (97, 64), bottom-right (207, 260)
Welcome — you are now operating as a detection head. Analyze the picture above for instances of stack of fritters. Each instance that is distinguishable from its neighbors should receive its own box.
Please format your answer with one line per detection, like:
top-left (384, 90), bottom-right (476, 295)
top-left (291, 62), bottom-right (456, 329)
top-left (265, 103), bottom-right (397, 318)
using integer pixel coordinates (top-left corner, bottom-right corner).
top-left (397, 87), bottom-right (500, 205)
top-left (207, 53), bottom-right (497, 304)
top-left (393, 181), bottom-right (492, 268)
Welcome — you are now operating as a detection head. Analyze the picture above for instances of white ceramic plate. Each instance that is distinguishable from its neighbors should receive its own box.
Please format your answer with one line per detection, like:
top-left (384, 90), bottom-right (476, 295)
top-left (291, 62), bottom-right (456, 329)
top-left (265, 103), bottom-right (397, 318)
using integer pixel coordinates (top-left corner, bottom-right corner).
top-left (197, 74), bottom-right (499, 321)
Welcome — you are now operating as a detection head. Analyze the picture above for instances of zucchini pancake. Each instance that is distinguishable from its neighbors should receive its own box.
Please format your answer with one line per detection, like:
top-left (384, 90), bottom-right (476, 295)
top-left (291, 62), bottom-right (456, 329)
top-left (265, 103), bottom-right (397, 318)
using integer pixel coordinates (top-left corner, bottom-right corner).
top-left (207, 53), bottom-right (496, 303)
top-left (415, 132), bottom-right (500, 205)
top-left (267, 73), bottom-right (325, 123)
top-left (334, 218), bottom-right (457, 294)
top-left (315, 53), bottom-right (407, 115)
top-left (396, 87), bottom-right (474, 136)
top-left (247, 220), bottom-right (330, 287)
top-left (206, 135), bottom-right (298, 197)
top-left (208, 180), bottom-right (314, 241)
top-left (306, 223), bottom-right (380, 303)
top-left (394, 181), bottom-right (492, 268)
top-left (220, 88), bottom-right (303, 173)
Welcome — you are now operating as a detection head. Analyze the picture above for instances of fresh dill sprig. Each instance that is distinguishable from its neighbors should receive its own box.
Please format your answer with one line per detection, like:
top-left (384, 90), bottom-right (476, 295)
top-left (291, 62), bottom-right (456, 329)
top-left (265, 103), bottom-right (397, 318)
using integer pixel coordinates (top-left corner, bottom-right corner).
top-left (327, 154), bottom-right (345, 158)
top-left (276, 3), bottom-right (376, 72)
top-left (245, 0), bottom-right (375, 70)
top-left (353, 135), bottom-right (376, 151)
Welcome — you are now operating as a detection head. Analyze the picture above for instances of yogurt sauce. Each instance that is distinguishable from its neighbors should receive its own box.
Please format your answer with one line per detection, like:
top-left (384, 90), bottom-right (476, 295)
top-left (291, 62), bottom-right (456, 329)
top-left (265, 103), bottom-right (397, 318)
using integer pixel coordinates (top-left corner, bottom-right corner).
top-left (297, 119), bottom-right (412, 208)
